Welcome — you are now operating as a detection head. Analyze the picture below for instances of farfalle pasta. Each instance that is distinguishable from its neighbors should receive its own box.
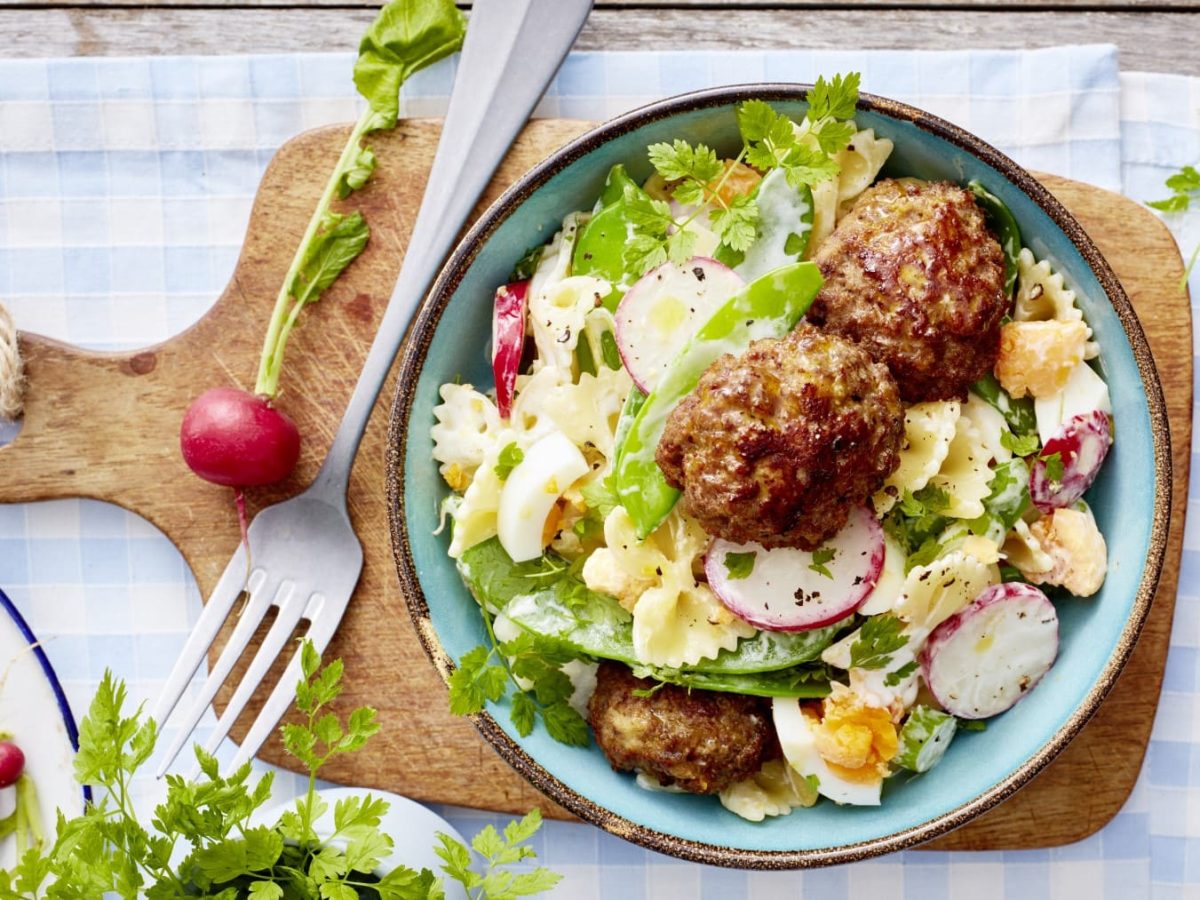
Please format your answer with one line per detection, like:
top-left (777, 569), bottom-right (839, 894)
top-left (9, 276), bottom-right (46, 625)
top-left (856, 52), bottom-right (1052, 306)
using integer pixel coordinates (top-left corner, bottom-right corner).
top-left (929, 414), bottom-right (993, 519)
top-left (874, 401), bottom-right (960, 514)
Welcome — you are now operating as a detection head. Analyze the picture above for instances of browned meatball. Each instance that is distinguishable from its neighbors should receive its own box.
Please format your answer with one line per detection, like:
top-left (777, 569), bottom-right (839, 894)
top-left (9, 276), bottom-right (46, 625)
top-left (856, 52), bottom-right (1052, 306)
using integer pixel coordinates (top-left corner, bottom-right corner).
top-left (656, 324), bottom-right (903, 550)
top-left (808, 178), bottom-right (1007, 402)
top-left (587, 661), bottom-right (774, 794)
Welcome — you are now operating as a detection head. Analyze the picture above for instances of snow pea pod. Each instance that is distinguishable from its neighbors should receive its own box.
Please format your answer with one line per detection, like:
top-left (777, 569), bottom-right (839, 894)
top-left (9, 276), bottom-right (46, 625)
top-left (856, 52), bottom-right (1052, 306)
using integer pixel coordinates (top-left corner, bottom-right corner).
top-left (968, 180), bottom-right (1021, 297)
top-left (614, 262), bottom-right (824, 539)
top-left (573, 166), bottom-right (649, 310)
top-left (630, 664), bottom-right (832, 699)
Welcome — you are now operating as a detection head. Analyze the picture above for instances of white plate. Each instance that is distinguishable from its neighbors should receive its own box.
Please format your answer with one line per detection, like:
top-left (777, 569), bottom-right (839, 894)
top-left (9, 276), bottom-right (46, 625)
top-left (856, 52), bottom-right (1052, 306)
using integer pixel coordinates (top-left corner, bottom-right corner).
top-left (0, 589), bottom-right (85, 867)
top-left (254, 786), bottom-right (469, 898)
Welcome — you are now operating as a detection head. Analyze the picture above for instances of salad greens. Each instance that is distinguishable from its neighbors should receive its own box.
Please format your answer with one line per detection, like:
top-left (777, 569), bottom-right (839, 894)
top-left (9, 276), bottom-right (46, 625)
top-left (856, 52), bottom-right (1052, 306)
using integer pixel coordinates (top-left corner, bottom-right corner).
top-left (449, 537), bottom-right (839, 731)
top-left (2, 642), bottom-right (560, 899)
top-left (968, 181), bottom-right (1022, 297)
top-left (254, 0), bottom-right (466, 398)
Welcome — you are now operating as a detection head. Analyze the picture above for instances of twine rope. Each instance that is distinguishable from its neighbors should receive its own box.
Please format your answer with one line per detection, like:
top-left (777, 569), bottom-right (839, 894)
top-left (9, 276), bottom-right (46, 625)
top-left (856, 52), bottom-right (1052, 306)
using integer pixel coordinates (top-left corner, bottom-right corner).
top-left (0, 303), bottom-right (25, 421)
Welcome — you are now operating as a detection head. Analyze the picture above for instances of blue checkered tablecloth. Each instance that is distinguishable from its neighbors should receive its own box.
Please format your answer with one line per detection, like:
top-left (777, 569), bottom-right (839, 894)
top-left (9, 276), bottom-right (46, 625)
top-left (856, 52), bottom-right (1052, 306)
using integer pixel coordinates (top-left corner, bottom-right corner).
top-left (1, 44), bottom-right (1198, 898)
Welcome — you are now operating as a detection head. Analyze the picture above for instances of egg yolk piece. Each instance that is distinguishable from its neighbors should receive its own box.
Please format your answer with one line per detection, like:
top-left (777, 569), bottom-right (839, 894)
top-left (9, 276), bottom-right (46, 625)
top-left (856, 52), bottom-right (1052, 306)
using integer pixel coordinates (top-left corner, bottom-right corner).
top-left (811, 690), bottom-right (899, 783)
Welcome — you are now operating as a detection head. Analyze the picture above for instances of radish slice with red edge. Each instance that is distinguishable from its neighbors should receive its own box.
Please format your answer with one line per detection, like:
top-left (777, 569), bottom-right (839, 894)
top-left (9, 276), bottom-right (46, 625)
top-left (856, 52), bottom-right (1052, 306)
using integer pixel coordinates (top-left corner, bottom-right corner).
top-left (705, 506), bottom-right (884, 632)
top-left (491, 280), bottom-right (529, 418)
top-left (614, 258), bottom-right (743, 394)
top-left (921, 582), bottom-right (1059, 719)
top-left (1029, 408), bottom-right (1113, 513)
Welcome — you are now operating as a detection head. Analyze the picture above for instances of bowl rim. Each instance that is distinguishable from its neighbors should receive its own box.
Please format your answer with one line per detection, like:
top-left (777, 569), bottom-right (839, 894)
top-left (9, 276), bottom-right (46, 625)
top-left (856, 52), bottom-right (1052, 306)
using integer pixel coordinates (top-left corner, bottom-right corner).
top-left (386, 83), bottom-right (1172, 868)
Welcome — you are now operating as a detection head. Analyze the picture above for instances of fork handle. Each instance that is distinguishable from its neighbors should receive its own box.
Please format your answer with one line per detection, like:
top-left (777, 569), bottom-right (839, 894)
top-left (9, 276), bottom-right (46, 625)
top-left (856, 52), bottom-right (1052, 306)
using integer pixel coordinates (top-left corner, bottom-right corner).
top-left (310, 0), bottom-right (593, 501)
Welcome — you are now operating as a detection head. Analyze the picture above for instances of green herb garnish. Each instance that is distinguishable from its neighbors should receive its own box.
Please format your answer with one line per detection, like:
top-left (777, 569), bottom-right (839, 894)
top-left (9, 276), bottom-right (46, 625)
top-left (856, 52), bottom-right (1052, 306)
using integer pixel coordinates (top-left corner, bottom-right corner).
top-left (1042, 451), bottom-right (1065, 484)
top-left (958, 718), bottom-right (988, 732)
top-left (849, 614), bottom-right (910, 671)
top-left (884, 660), bottom-right (919, 687)
top-left (808, 546), bottom-right (837, 579)
top-left (1000, 429), bottom-right (1039, 457)
top-left (724, 550), bottom-right (757, 580)
top-left (494, 442), bottom-right (525, 479)
top-left (1147, 164), bottom-right (1199, 292)
top-left (625, 73), bottom-right (860, 277)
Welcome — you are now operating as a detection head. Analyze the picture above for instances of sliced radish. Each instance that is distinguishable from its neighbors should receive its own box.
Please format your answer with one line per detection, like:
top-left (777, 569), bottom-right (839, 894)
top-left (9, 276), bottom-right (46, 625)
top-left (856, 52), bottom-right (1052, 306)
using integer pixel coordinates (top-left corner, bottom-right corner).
top-left (491, 280), bottom-right (529, 419)
top-left (705, 506), bottom-right (884, 632)
top-left (614, 258), bottom-right (743, 393)
top-left (1029, 409), bottom-right (1113, 513)
top-left (1034, 359), bottom-right (1111, 447)
top-left (921, 582), bottom-right (1059, 719)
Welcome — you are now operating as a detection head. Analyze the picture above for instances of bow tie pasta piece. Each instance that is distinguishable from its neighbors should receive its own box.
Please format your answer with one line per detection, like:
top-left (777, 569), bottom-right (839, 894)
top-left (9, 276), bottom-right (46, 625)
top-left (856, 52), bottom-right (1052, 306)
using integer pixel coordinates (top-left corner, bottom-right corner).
top-left (894, 549), bottom-right (999, 632)
top-left (1013, 248), bottom-right (1099, 360)
top-left (807, 126), bottom-right (895, 249)
top-left (874, 401), bottom-right (961, 514)
top-left (930, 413), bottom-right (993, 520)
top-left (598, 506), bottom-right (754, 668)
top-left (961, 392), bottom-right (1013, 467)
top-left (528, 275), bottom-right (611, 372)
top-left (719, 759), bottom-right (819, 822)
top-left (431, 383), bottom-right (503, 490)
top-left (510, 363), bottom-right (632, 458)
top-left (448, 437), bottom-right (510, 559)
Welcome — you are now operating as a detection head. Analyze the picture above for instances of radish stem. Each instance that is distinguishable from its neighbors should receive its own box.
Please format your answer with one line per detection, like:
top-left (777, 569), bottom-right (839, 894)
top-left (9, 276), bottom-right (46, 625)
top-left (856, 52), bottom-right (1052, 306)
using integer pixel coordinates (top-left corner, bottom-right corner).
top-left (254, 109), bottom-right (375, 399)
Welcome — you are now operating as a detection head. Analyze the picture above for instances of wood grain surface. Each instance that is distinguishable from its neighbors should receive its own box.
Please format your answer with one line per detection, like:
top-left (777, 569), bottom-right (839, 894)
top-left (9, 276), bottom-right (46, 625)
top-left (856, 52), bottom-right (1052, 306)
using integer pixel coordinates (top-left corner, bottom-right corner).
top-left (0, 119), bottom-right (1190, 850)
top-left (1, 8), bottom-right (1197, 76)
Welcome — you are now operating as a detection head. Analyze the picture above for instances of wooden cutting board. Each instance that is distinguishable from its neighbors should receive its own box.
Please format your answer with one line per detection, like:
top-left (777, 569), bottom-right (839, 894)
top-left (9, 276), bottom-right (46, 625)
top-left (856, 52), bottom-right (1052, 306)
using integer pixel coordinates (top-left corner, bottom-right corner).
top-left (0, 119), bottom-right (1190, 851)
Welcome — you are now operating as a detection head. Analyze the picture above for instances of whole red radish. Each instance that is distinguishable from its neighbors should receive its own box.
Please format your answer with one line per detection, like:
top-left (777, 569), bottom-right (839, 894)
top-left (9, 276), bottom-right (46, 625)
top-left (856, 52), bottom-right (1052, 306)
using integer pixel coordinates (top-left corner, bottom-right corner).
top-left (0, 740), bottom-right (25, 788)
top-left (180, 387), bottom-right (301, 487)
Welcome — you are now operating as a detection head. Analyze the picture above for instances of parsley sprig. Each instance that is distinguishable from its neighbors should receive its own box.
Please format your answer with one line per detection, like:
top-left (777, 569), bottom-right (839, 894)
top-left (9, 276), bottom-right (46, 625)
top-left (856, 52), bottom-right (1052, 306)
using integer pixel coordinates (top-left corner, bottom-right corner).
top-left (449, 605), bottom-right (590, 747)
top-left (3, 643), bottom-right (561, 898)
top-left (624, 72), bottom-right (861, 277)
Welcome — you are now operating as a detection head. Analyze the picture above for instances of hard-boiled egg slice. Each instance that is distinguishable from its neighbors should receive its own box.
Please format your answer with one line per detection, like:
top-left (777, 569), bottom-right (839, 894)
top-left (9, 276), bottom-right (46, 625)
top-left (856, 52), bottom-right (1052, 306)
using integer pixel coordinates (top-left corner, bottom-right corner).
top-left (858, 530), bottom-right (907, 616)
top-left (772, 697), bottom-right (883, 806)
top-left (497, 430), bottom-right (588, 562)
top-left (1034, 359), bottom-right (1111, 447)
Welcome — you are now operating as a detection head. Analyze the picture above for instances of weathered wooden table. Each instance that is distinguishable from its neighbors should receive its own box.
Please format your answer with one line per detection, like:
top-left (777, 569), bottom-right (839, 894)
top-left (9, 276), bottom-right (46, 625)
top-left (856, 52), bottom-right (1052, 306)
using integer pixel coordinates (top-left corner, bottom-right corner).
top-left (0, 0), bottom-right (1196, 76)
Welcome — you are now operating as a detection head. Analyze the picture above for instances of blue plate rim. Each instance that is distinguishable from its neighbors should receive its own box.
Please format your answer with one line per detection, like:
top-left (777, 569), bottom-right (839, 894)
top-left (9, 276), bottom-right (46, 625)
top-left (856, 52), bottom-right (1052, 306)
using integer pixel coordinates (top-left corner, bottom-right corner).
top-left (0, 586), bottom-right (88, 805)
top-left (386, 83), bottom-right (1172, 868)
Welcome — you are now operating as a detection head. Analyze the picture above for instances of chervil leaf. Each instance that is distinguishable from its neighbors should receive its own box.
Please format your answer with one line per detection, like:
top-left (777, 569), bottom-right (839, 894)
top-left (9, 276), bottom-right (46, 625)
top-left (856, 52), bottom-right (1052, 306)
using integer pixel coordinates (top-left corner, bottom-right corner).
top-left (1147, 194), bottom-right (1191, 213)
top-left (1042, 451), bottom-right (1065, 483)
top-left (448, 646), bottom-right (508, 715)
top-left (647, 139), bottom-right (723, 185)
top-left (885, 660), bottom-right (919, 687)
top-left (723, 551), bottom-right (756, 581)
top-left (376, 866), bottom-right (443, 900)
top-left (509, 869), bottom-right (564, 896)
top-left (510, 692), bottom-right (537, 737)
top-left (580, 474), bottom-right (619, 517)
top-left (781, 143), bottom-right (841, 188)
top-left (1000, 430), bottom-right (1039, 457)
top-left (812, 119), bottom-right (856, 156)
top-left (249, 883), bottom-right (285, 900)
top-left (494, 442), bottom-right (524, 479)
top-left (737, 99), bottom-right (779, 143)
top-left (434, 832), bottom-right (475, 886)
top-left (1166, 165), bottom-right (1200, 194)
top-left (849, 614), bottom-right (910, 670)
top-left (806, 72), bottom-right (861, 123)
top-left (665, 227), bottom-right (699, 265)
top-left (710, 195), bottom-right (760, 252)
top-left (471, 824), bottom-right (505, 861)
top-left (808, 546), bottom-right (837, 579)
top-left (541, 701), bottom-right (590, 747)
top-left (502, 809), bottom-right (543, 848)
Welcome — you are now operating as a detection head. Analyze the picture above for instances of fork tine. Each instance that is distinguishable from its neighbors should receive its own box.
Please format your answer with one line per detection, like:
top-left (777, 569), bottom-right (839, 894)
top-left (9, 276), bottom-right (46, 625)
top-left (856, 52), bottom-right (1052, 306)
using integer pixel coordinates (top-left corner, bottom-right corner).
top-left (151, 549), bottom-right (263, 727)
top-left (201, 584), bottom-right (310, 760)
top-left (227, 594), bottom-right (338, 771)
top-left (153, 579), bottom-right (276, 777)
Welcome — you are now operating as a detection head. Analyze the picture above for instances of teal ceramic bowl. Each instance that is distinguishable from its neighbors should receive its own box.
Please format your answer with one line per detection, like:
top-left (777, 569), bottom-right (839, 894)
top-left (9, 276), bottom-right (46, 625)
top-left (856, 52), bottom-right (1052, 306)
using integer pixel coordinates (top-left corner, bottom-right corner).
top-left (387, 86), bottom-right (1171, 867)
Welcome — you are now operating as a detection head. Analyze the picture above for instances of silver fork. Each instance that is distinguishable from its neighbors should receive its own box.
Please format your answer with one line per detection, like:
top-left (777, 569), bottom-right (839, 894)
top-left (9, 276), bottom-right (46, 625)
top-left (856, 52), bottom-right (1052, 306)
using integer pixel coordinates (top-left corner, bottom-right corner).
top-left (152, 0), bottom-right (594, 777)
